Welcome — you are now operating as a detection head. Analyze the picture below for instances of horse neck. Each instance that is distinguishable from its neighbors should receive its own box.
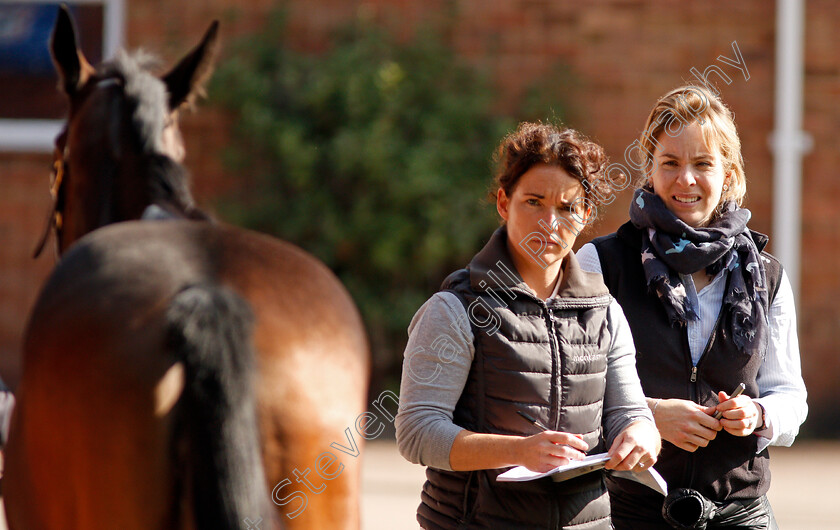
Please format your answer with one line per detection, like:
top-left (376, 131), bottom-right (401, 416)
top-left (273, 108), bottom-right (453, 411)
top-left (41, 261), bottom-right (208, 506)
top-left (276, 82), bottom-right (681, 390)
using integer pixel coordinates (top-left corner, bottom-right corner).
top-left (58, 147), bottom-right (155, 254)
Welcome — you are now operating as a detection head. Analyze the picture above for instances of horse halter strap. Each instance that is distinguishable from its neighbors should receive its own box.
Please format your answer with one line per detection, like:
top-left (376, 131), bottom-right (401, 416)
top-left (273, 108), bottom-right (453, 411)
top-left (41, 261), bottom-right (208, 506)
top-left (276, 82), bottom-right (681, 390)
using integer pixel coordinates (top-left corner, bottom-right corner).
top-left (32, 128), bottom-right (69, 259)
top-left (33, 76), bottom-right (125, 259)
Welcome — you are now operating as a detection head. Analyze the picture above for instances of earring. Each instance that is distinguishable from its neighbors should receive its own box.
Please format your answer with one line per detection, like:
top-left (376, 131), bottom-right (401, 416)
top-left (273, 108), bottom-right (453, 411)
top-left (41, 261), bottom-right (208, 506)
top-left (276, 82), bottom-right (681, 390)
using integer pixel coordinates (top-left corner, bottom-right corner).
top-left (723, 183), bottom-right (729, 192)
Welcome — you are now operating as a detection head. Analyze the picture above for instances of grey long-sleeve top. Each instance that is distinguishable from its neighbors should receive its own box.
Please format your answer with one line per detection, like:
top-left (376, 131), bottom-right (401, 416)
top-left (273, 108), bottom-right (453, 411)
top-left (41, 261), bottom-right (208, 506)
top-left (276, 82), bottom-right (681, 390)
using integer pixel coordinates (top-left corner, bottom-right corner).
top-left (395, 291), bottom-right (653, 471)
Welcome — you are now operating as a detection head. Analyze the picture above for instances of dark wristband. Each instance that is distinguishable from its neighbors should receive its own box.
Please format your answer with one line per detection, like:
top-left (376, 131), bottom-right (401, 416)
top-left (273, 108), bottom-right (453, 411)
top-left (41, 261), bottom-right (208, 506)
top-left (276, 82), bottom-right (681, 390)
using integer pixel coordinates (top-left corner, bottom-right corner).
top-left (755, 402), bottom-right (766, 430)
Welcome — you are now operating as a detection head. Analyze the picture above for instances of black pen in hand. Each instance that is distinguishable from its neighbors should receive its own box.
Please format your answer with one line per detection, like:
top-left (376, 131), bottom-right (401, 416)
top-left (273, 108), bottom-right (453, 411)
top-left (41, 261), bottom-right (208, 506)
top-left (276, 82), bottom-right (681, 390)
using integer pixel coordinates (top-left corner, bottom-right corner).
top-left (713, 382), bottom-right (746, 419)
top-left (517, 410), bottom-right (550, 431)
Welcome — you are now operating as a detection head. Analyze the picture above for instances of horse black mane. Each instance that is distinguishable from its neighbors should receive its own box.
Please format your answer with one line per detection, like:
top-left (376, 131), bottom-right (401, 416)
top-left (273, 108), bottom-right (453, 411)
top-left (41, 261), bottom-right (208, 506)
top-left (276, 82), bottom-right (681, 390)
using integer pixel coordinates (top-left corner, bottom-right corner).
top-left (99, 50), bottom-right (207, 221)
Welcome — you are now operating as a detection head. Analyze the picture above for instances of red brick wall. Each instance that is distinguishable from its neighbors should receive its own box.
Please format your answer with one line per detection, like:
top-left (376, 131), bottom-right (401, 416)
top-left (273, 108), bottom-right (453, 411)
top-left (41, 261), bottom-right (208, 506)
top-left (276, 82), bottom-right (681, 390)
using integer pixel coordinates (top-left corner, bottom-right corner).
top-left (1, 0), bottom-right (837, 433)
top-left (0, 153), bottom-right (55, 386)
top-left (798, 0), bottom-right (840, 430)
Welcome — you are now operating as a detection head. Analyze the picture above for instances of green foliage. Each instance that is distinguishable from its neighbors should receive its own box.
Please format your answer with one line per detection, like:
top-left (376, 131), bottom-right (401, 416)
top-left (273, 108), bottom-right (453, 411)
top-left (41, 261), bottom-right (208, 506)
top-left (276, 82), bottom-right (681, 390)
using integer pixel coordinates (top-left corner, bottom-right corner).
top-left (211, 12), bottom-right (565, 381)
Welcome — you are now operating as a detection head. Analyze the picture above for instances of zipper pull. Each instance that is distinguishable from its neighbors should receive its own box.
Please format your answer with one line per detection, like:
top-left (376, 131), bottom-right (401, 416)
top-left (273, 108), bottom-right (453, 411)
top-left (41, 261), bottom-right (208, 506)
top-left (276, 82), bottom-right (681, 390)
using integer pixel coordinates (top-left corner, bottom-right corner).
top-left (690, 366), bottom-right (698, 383)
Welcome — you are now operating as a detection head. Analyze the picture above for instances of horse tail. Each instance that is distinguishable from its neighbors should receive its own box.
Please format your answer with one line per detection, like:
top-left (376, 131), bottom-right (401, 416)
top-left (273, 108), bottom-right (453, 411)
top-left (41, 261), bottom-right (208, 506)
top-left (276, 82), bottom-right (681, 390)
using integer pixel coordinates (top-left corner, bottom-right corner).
top-left (165, 283), bottom-right (274, 529)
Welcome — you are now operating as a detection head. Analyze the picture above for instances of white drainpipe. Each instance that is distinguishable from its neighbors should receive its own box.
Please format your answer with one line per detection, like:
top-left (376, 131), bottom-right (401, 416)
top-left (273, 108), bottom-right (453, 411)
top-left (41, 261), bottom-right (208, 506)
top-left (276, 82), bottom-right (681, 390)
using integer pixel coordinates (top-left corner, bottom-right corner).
top-left (771, 0), bottom-right (811, 304)
top-left (103, 0), bottom-right (127, 59)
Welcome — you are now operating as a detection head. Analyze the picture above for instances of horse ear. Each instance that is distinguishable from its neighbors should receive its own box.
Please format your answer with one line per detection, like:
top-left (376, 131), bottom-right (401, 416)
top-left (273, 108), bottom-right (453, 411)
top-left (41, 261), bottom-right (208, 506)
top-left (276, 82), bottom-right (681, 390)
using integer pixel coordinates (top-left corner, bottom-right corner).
top-left (161, 21), bottom-right (220, 111)
top-left (50, 5), bottom-right (94, 95)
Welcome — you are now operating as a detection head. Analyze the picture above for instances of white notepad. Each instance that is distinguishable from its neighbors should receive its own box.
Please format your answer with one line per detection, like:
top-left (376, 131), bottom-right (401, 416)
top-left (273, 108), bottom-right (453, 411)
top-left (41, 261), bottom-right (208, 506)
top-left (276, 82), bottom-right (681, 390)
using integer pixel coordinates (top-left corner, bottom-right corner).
top-left (496, 452), bottom-right (668, 496)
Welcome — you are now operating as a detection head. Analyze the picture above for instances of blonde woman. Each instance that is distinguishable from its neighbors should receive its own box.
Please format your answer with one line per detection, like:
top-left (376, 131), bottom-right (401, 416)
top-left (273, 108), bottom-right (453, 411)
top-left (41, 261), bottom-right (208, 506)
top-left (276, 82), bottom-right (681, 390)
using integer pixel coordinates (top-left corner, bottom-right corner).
top-left (577, 86), bottom-right (807, 529)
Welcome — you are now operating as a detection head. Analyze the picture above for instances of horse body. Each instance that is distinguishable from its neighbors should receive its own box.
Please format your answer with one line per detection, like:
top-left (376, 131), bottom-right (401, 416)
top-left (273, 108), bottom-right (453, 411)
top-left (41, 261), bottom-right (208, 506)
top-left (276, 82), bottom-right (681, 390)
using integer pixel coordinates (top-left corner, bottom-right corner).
top-left (5, 8), bottom-right (369, 529)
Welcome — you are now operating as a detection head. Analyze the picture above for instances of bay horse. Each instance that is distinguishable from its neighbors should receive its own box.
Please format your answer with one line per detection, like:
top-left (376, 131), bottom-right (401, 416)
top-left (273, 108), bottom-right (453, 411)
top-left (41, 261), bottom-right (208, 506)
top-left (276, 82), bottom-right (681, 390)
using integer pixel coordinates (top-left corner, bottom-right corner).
top-left (4, 7), bottom-right (370, 529)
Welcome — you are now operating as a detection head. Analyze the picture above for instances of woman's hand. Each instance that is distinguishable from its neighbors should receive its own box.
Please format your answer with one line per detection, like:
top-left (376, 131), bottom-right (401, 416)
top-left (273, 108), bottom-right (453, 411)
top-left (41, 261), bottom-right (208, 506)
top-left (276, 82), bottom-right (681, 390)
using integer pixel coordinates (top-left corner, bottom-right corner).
top-left (714, 390), bottom-right (763, 437)
top-left (449, 429), bottom-right (588, 472)
top-left (513, 431), bottom-right (589, 473)
top-left (653, 398), bottom-right (722, 452)
top-left (606, 419), bottom-right (661, 472)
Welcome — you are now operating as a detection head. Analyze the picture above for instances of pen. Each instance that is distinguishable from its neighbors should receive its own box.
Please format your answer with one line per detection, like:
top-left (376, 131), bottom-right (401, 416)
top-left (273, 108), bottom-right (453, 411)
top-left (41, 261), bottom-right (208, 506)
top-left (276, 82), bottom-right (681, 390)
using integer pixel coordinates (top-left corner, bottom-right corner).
top-left (713, 382), bottom-right (746, 419)
top-left (517, 410), bottom-right (550, 431)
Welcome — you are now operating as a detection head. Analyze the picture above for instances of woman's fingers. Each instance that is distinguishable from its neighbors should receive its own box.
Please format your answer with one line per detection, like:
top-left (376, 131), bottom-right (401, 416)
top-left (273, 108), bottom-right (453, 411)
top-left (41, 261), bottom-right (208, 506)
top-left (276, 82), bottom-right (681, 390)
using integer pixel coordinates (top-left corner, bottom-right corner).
top-left (673, 440), bottom-right (700, 452)
top-left (543, 431), bottom-right (590, 452)
top-left (655, 398), bottom-right (721, 449)
top-left (605, 420), bottom-right (660, 471)
top-left (715, 392), bottom-right (762, 436)
top-left (517, 431), bottom-right (589, 472)
top-left (677, 430), bottom-right (718, 451)
top-left (698, 406), bottom-right (723, 431)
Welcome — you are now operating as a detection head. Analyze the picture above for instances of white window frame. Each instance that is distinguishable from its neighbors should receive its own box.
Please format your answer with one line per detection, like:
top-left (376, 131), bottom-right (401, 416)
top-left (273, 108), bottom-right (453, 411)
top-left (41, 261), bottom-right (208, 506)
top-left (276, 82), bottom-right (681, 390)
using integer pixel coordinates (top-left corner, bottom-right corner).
top-left (0, 0), bottom-right (125, 152)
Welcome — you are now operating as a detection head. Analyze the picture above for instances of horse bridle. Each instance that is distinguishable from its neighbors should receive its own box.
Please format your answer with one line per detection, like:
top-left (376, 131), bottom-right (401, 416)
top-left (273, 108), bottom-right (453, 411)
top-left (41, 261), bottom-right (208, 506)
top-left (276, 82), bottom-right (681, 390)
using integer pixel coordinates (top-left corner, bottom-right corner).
top-left (33, 76), bottom-right (125, 259)
top-left (33, 127), bottom-right (69, 259)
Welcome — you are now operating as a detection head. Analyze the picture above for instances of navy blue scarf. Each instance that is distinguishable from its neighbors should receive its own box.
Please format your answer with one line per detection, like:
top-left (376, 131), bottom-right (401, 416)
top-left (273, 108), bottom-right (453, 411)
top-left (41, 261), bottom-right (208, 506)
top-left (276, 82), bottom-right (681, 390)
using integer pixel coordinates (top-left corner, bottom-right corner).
top-left (629, 188), bottom-right (768, 353)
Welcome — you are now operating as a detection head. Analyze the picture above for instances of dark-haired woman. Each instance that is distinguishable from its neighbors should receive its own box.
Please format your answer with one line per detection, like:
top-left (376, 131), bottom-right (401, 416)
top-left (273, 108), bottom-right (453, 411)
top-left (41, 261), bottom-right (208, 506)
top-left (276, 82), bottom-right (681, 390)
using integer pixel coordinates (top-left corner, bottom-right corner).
top-left (395, 122), bottom-right (660, 529)
top-left (577, 86), bottom-right (807, 529)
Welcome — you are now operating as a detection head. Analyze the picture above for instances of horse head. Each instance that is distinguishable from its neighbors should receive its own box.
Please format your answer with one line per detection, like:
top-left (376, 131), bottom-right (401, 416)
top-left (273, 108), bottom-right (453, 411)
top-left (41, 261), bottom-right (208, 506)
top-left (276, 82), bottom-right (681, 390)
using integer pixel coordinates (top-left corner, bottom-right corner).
top-left (34, 5), bottom-right (219, 258)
